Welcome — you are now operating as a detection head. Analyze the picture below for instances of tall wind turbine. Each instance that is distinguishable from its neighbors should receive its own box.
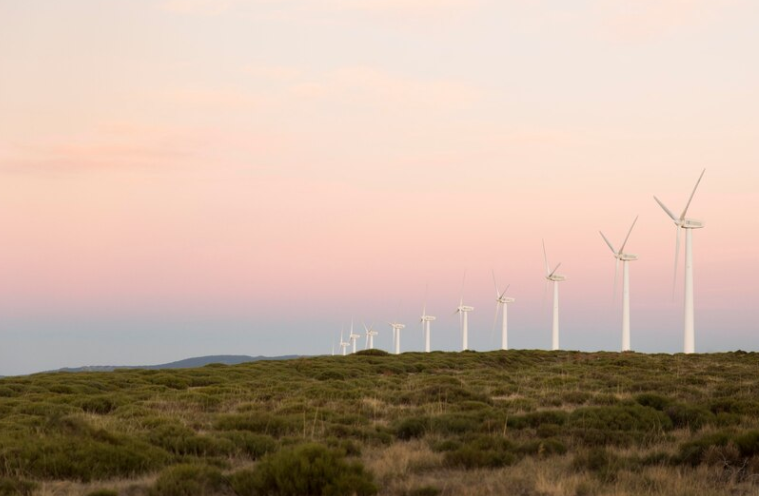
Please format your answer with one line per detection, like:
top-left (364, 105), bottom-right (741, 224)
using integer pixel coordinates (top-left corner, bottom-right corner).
top-left (600, 216), bottom-right (639, 352)
top-left (389, 322), bottom-right (405, 354)
top-left (455, 273), bottom-right (474, 351)
top-left (420, 289), bottom-right (436, 352)
top-left (339, 329), bottom-right (350, 356)
top-left (348, 321), bottom-right (361, 354)
top-left (654, 169), bottom-right (706, 354)
top-left (363, 322), bottom-right (378, 350)
top-left (492, 271), bottom-right (515, 351)
top-left (543, 240), bottom-right (566, 350)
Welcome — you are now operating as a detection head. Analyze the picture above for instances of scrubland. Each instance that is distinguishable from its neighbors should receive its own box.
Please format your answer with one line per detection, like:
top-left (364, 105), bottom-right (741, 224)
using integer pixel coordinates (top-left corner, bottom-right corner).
top-left (2, 350), bottom-right (759, 496)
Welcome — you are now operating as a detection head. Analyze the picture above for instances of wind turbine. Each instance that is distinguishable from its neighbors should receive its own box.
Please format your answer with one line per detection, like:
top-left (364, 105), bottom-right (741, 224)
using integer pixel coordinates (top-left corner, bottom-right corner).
top-left (420, 288), bottom-right (436, 352)
top-left (348, 321), bottom-right (361, 354)
top-left (339, 329), bottom-right (350, 356)
top-left (455, 273), bottom-right (474, 351)
top-left (654, 169), bottom-right (706, 354)
top-left (363, 322), bottom-right (378, 350)
top-left (543, 240), bottom-right (566, 350)
top-left (389, 322), bottom-right (405, 354)
top-left (492, 271), bottom-right (515, 351)
top-left (600, 216), bottom-right (639, 352)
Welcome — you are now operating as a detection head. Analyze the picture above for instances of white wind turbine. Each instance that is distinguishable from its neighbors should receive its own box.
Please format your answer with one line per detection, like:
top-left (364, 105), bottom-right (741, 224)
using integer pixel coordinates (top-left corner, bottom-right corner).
top-left (455, 273), bottom-right (474, 351)
top-left (363, 322), bottom-right (378, 350)
top-left (339, 329), bottom-right (350, 356)
top-left (492, 271), bottom-right (515, 351)
top-left (600, 216), bottom-right (639, 352)
top-left (543, 240), bottom-right (566, 351)
top-left (420, 288), bottom-right (436, 353)
top-left (654, 169), bottom-right (706, 354)
top-left (348, 320), bottom-right (361, 354)
top-left (389, 322), bottom-right (405, 354)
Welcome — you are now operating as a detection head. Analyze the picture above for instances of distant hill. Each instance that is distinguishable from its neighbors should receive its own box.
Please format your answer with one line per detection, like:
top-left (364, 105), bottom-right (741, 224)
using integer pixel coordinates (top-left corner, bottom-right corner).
top-left (53, 354), bottom-right (301, 373)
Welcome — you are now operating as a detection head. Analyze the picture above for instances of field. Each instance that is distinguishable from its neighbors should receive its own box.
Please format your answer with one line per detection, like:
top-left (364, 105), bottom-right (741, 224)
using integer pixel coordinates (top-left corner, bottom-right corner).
top-left (2, 350), bottom-right (759, 496)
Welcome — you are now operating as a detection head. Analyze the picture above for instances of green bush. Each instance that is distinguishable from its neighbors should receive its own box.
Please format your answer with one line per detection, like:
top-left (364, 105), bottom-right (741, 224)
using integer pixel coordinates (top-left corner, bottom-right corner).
top-left (0, 478), bottom-right (37, 496)
top-left (221, 432), bottom-right (278, 459)
top-left (147, 423), bottom-right (234, 457)
top-left (429, 413), bottom-right (482, 435)
top-left (568, 405), bottom-right (672, 433)
top-left (150, 464), bottom-right (228, 496)
top-left (508, 410), bottom-right (568, 429)
top-left (85, 490), bottom-right (119, 496)
top-left (236, 443), bottom-right (377, 496)
top-left (664, 404), bottom-right (714, 430)
top-left (572, 448), bottom-right (626, 482)
top-left (394, 417), bottom-right (429, 440)
top-left (404, 487), bottom-right (441, 496)
top-left (634, 393), bottom-right (672, 411)
top-left (518, 438), bottom-right (567, 457)
top-left (443, 446), bottom-right (516, 469)
top-left (78, 396), bottom-right (121, 415)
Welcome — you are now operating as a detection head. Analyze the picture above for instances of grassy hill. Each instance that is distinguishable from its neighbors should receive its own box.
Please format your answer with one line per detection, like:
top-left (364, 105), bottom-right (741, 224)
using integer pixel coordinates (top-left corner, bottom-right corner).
top-left (53, 354), bottom-right (301, 373)
top-left (2, 350), bottom-right (759, 496)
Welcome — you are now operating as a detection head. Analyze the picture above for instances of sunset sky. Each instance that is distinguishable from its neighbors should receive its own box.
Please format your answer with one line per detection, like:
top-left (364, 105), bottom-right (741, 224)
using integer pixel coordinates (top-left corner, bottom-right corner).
top-left (1, 0), bottom-right (758, 375)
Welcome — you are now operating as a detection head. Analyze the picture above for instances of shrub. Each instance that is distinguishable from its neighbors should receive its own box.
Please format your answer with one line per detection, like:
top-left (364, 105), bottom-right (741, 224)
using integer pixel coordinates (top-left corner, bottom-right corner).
top-left (394, 417), bottom-right (429, 440)
top-left (508, 410), bottom-right (568, 429)
top-left (150, 464), bottom-right (228, 496)
top-left (518, 438), bottom-right (567, 458)
top-left (443, 446), bottom-right (516, 469)
top-left (677, 432), bottom-right (733, 466)
top-left (0, 478), bottom-right (37, 496)
top-left (572, 448), bottom-right (625, 482)
top-left (147, 424), bottom-right (234, 457)
top-left (221, 432), bottom-right (278, 459)
top-left (536, 424), bottom-right (562, 438)
top-left (568, 405), bottom-right (672, 433)
top-left (634, 393), bottom-right (672, 411)
top-left (664, 404), bottom-right (714, 430)
top-left (429, 413), bottom-right (482, 435)
top-left (78, 396), bottom-right (121, 415)
top-left (404, 486), bottom-right (441, 496)
top-left (239, 443), bottom-right (377, 496)
top-left (85, 490), bottom-right (119, 496)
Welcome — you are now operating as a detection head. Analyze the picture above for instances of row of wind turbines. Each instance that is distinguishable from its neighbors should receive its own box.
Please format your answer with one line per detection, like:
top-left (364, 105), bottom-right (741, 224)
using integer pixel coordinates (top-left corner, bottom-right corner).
top-left (335, 170), bottom-right (707, 356)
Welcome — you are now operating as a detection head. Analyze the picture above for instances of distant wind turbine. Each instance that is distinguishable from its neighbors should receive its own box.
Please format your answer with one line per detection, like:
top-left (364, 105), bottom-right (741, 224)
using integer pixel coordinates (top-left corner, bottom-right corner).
top-left (420, 287), bottom-right (436, 352)
top-left (455, 273), bottom-right (474, 351)
top-left (363, 322), bottom-right (378, 350)
top-left (600, 216), bottom-right (639, 352)
top-left (654, 169), bottom-right (706, 354)
top-left (389, 322), bottom-right (405, 354)
top-left (492, 271), bottom-right (515, 351)
top-left (348, 320), bottom-right (361, 354)
top-left (543, 240), bottom-right (566, 350)
top-left (339, 329), bottom-right (350, 356)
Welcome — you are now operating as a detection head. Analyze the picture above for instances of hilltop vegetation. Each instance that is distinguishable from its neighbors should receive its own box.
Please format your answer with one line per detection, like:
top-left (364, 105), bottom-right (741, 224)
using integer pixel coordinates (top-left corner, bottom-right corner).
top-left (2, 350), bottom-right (759, 495)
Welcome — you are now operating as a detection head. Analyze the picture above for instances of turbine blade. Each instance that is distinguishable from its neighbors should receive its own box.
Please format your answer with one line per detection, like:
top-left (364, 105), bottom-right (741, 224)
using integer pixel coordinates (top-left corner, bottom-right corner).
top-left (549, 262), bottom-right (562, 278)
top-left (673, 226), bottom-right (681, 300)
top-left (492, 270), bottom-right (499, 298)
top-left (542, 239), bottom-right (550, 276)
top-left (681, 168), bottom-right (706, 221)
top-left (500, 284), bottom-right (511, 299)
top-left (654, 196), bottom-right (677, 222)
top-left (599, 231), bottom-right (617, 255)
top-left (619, 215), bottom-right (639, 254)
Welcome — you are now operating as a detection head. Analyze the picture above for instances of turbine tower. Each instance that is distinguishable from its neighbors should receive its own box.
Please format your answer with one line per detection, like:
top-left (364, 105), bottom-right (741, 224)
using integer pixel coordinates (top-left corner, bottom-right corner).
top-left (420, 292), bottom-right (436, 353)
top-left (339, 329), bottom-right (350, 356)
top-left (455, 273), bottom-right (474, 351)
top-left (389, 322), bottom-right (405, 354)
top-left (543, 240), bottom-right (566, 350)
top-left (654, 169), bottom-right (706, 354)
top-left (599, 216), bottom-right (639, 352)
top-left (492, 271), bottom-right (515, 351)
top-left (348, 321), bottom-right (361, 354)
top-left (363, 322), bottom-right (378, 350)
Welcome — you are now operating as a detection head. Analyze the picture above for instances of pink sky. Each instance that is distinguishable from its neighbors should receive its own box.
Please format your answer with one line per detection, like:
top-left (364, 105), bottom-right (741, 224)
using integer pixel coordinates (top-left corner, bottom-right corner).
top-left (1, 0), bottom-right (758, 374)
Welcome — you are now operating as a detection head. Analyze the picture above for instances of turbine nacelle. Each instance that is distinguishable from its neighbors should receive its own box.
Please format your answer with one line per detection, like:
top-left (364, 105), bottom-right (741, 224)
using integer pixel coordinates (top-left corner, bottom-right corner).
top-left (617, 253), bottom-right (638, 261)
top-left (421, 315), bottom-right (436, 322)
top-left (389, 323), bottom-right (405, 330)
top-left (456, 305), bottom-right (474, 312)
top-left (497, 297), bottom-right (516, 304)
top-left (546, 274), bottom-right (566, 282)
top-left (679, 218), bottom-right (705, 229)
